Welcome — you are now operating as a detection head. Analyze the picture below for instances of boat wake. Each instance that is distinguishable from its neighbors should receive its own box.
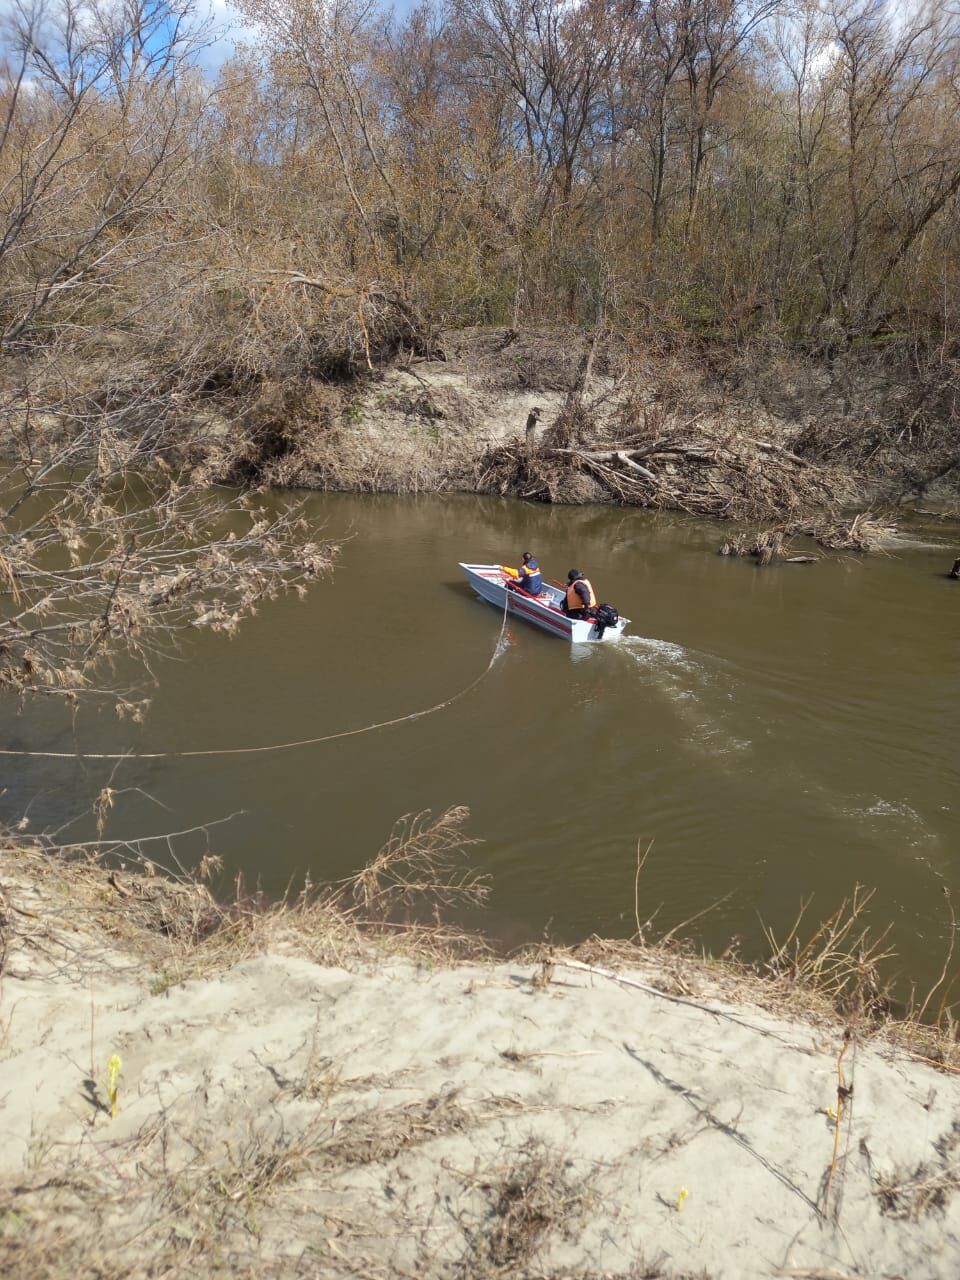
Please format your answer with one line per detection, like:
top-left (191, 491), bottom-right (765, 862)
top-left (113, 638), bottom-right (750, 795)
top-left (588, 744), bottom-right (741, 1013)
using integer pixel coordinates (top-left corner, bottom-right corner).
top-left (622, 634), bottom-right (702, 673)
top-left (799, 775), bottom-right (946, 885)
top-left (838, 794), bottom-right (943, 857)
top-left (618, 635), bottom-right (753, 759)
top-left (616, 638), bottom-right (946, 885)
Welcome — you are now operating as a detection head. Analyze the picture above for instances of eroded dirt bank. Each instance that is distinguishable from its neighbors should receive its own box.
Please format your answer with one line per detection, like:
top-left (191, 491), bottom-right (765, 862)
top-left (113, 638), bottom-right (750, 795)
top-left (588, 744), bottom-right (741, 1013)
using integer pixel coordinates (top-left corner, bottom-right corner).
top-left (3, 845), bottom-right (960, 1280)
top-left (173, 329), bottom-right (960, 527)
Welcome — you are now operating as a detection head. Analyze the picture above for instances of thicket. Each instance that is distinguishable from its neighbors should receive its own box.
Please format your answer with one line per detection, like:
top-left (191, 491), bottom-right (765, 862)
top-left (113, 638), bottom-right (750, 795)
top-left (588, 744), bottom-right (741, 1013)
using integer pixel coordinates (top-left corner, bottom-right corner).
top-left (2, 0), bottom-right (960, 384)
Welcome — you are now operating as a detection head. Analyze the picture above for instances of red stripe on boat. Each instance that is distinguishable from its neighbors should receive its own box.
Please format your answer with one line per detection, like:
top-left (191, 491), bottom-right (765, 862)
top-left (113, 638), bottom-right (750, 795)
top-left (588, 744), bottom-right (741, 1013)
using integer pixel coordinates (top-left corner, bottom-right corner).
top-left (510, 598), bottom-right (574, 635)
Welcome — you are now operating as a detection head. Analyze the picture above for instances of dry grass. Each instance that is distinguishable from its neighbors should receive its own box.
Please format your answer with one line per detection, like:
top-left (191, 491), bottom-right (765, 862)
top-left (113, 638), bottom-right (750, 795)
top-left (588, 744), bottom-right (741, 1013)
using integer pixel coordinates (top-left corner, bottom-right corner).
top-left (5, 814), bottom-right (959, 1072)
top-left (0, 1112), bottom-right (703, 1280)
top-left (319, 1091), bottom-right (515, 1170)
top-left (876, 1120), bottom-right (960, 1220)
top-left (876, 1163), bottom-right (960, 1220)
top-left (11, 822), bottom-right (959, 1089)
top-left (791, 512), bottom-right (899, 552)
top-left (550, 886), bottom-right (960, 1076)
top-left (257, 406), bottom-right (464, 496)
top-left (0, 807), bottom-right (491, 996)
top-left (341, 807), bottom-right (488, 923)
top-left (453, 1142), bottom-right (709, 1279)
top-left (458, 1141), bottom-right (587, 1278)
top-left (760, 886), bottom-right (897, 1018)
top-left (0, 1114), bottom-right (329, 1280)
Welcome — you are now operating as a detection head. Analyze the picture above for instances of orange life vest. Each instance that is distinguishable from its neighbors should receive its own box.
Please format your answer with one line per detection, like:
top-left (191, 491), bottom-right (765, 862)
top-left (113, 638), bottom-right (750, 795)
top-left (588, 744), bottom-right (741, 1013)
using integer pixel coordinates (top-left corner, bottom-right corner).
top-left (519, 560), bottom-right (541, 589)
top-left (565, 577), bottom-right (596, 610)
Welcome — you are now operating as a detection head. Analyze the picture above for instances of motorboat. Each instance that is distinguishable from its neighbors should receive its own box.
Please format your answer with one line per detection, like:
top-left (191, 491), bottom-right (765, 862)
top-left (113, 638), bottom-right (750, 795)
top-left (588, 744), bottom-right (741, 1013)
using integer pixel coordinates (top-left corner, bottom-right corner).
top-left (459, 563), bottom-right (629, 642)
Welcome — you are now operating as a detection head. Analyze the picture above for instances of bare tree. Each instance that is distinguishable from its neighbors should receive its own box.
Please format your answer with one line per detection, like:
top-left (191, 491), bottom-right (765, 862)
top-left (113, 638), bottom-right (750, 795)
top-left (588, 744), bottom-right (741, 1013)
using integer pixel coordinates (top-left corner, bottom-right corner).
top-left (0, 452), bottom-right (334, 704)
top-left (774, 0), bottom-right (960, 334)
top-left (0, 0), bottom-right (212, 346)
top-left (235, 0), bottom-right (406, 266)
top-left (0, 0), bottom-right (339, 707)
top-left (454, 0), bottom-right (619, 214)
top-left (674, 0), bottom-right (784, 226)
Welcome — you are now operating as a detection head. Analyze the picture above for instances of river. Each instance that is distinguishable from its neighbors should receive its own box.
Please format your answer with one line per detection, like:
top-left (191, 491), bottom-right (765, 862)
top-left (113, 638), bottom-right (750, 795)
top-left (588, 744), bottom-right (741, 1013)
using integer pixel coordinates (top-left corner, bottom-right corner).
top-left (4, 493), bottom-right (959, 991)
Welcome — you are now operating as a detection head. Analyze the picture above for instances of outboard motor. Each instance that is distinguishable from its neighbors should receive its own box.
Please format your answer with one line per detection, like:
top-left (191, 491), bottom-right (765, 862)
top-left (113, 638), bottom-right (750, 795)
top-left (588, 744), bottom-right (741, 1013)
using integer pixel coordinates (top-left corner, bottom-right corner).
top-left (592, 603), bottom-right (619, 639)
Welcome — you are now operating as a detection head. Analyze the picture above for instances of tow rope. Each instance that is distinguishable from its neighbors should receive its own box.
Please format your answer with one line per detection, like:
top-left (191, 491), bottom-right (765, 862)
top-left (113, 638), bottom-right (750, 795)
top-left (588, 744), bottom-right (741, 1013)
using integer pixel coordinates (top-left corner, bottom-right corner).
top-left (0, 595), bottom-right (511, 762)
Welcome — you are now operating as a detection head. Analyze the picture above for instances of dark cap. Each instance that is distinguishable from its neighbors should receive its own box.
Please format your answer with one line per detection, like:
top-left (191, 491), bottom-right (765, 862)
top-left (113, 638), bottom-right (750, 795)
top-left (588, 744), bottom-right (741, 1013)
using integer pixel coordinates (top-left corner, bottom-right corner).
top-left (567, 569), bottom-right (582, 581)
top-left (522, 551), bottom-right (533, 563)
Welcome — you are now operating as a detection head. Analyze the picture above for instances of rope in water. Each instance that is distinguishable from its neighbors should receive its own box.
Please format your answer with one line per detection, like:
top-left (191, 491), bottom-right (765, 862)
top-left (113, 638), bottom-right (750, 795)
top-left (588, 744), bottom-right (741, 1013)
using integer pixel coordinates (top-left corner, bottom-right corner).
top-left (1, 595), bottom-right (511, 762)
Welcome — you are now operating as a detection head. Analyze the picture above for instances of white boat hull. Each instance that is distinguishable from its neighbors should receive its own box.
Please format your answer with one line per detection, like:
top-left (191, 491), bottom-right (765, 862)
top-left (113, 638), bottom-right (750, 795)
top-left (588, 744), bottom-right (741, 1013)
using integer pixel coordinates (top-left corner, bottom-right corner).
top-left (459, 563), bottom-right (629, 643)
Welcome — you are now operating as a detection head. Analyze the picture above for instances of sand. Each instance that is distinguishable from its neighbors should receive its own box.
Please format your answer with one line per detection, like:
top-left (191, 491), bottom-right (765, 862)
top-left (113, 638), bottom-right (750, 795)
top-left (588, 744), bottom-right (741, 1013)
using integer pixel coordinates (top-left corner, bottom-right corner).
top-left (2, 856), bottom-right (960, 1279)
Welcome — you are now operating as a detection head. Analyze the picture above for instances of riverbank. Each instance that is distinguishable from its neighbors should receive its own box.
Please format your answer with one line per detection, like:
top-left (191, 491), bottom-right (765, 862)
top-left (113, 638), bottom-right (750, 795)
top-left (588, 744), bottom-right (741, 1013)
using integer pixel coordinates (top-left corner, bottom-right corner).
top-left (10, 328), bottom-right (959, 528)
top-left (170, 327), bottom-right (960, 525)
top-left (4, 837), bottom-right (960, 1279)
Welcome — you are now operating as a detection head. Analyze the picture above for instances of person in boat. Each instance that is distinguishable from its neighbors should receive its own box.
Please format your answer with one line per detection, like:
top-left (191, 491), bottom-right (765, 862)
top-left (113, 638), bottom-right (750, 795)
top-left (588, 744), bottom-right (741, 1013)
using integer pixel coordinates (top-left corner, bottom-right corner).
top-left (515, 551), bottom-right (543, 596)
top-left (561, 568), bottom-right (597, 619)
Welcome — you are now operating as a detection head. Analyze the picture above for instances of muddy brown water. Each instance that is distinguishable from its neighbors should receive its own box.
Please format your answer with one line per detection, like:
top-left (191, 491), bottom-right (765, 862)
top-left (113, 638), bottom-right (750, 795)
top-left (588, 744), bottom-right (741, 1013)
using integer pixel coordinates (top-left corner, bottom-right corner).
top-left (5, 493), bottom-right (959, 992)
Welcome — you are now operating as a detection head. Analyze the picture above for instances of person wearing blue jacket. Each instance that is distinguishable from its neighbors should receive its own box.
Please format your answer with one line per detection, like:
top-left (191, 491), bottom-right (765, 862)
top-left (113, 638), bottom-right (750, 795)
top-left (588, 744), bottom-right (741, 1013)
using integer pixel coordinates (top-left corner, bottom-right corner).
top-left (516, 551), bottom-right (543, 595)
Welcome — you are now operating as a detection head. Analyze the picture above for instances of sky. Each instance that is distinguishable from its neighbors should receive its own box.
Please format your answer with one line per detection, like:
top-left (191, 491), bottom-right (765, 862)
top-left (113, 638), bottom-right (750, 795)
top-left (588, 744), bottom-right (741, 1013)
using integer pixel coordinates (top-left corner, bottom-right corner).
top-left (197, 0), bottom-right (253, 72)
top-left (196, 0), bottom-right (408, 73)
top-left (194, 0), bottom-right (930, 75)
top-left (0, 0), bottom-right (934, 82)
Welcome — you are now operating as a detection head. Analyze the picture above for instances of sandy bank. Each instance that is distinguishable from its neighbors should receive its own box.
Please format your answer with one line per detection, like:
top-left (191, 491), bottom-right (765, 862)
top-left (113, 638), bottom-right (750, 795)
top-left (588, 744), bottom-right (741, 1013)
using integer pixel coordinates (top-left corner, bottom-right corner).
top-left (2, 850), bottom-right (960, 1279)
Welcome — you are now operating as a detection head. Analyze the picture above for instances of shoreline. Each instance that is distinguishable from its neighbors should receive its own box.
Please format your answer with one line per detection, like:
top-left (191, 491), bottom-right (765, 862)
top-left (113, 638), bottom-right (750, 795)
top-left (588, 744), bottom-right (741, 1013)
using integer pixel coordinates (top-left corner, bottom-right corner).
top-left (189, 328), bottom-right (960, 526)
top-left (4, 839), bottom-right (960, 1278)
top-left (9, 328), bottom-right (960, 527)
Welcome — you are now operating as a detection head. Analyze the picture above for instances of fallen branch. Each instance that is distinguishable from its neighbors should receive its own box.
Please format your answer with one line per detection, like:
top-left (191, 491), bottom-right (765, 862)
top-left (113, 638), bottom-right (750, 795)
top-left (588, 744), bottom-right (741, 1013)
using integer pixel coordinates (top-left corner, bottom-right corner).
top-left (549, 448), bottom-right (658, 481)
top-left (746, 438), bottom-right (810, 468)
top-left (613, 451), bottom-right (657, 480)
top-left (107, 872), bottom-right (131, 898)
top-left (555, 442), bottom-right (660, 478)
top-left (550, 957), bottom-right (813, 1049)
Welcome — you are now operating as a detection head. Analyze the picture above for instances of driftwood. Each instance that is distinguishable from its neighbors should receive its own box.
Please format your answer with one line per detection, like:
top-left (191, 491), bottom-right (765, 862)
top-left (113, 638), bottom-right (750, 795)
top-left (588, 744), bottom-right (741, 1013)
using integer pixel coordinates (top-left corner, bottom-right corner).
top-left (478, 413), bottom-right (847, 520)
top-left (744, 438), bottom-right (810, 467)
top-left (613, 452), bottom-right (657, 480)
top-left (795, 513), bottom-right (897, 552)
top-left (550, 448), bottom-right (658, 481)
top-left (718, 530), bottom-right (819, 565)
top-left (553, 439), bottom-right (797, 471)
top-left (719, 511), bottom-right (903, 562)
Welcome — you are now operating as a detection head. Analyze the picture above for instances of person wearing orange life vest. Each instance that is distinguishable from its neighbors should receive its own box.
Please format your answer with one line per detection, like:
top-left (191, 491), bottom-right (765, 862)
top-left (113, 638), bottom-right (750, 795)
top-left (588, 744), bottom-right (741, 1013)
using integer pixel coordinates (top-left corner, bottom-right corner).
top-left (515, 551), bottom-right (543, 595)
top-left (561, 568), bottom-right (597, 619)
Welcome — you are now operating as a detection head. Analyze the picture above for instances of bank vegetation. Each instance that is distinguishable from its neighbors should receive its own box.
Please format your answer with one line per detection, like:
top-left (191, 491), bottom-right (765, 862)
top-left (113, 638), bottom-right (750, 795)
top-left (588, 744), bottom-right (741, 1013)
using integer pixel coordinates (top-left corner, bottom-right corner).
top-left (1, 0), bottom-right (959, 491)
